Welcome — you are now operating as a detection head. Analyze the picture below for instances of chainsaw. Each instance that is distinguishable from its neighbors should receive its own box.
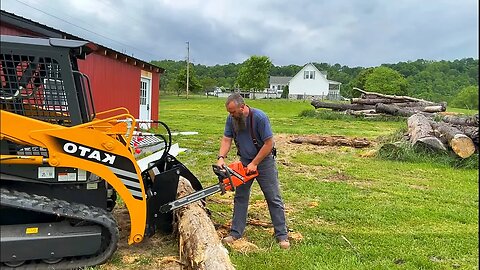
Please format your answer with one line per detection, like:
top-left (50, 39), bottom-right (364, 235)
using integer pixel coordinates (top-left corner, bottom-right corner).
top-left (159, 161), bottom-right (258, 213)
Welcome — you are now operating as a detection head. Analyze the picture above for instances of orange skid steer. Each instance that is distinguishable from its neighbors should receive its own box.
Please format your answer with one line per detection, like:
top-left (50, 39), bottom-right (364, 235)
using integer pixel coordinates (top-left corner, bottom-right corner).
top-left (0, 35), bottom-right (250, 269)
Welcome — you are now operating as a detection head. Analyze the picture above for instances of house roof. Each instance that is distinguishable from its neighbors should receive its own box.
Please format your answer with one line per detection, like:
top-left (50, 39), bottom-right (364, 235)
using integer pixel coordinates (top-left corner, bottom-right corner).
top-left (0, 9), bottom-right (164, 73)
top-left (269, 76), bottom-right (292, 84)
top-left (301, 63), bottom-right (341, 84)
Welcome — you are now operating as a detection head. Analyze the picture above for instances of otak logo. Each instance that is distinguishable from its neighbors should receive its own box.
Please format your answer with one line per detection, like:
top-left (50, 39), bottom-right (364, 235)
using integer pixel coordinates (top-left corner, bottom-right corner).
top-left (63, 142), bottom-right (116, 165)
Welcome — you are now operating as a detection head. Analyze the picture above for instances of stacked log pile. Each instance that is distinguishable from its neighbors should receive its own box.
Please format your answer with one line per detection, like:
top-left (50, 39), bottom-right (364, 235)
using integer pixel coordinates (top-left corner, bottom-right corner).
top-left (311, 88), bottom-right (447, 117)
top-left (406, 113), bottom-right (478, 158)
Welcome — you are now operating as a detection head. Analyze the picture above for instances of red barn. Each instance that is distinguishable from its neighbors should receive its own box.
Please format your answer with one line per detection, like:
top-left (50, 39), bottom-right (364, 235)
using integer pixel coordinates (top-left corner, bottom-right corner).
top-left (0, 10), bottom-right (164, 122)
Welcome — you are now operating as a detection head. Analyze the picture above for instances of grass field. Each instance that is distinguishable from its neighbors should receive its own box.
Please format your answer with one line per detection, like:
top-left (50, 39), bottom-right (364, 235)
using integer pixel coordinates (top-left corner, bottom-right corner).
top-left (102, 95), bottom-right (478, 270)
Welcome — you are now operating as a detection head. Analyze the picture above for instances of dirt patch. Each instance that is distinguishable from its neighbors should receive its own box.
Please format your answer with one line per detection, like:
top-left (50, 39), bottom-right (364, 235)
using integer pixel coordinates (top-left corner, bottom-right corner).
top-left (325, 171), bottom-right (351, 182)
top-left (102, 207), bottom-right (181, 270)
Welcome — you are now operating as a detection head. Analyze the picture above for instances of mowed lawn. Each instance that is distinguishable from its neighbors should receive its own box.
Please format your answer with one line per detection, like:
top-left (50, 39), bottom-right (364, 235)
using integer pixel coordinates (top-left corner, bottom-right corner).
top-left (156, 95), bottom-right (478, 270)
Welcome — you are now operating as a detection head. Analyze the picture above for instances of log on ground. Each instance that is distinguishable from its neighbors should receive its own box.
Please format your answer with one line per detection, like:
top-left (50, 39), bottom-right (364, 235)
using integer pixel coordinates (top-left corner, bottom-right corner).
top-left (441, 114), bottom-right (479, 127)
top-left (174, 177), bottom-right (235, 270)
top-left (290, 135), bottom-right (370, 148)
top-left (407, 114), bottom-right (446, 150)
top-left (311, 100), bottom-right (374, 111)
top-left (430, 122), bottom-right (476, 158)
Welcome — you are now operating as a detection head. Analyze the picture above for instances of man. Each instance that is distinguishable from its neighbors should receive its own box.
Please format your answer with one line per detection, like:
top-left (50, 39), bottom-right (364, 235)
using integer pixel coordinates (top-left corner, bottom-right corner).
top-left (217, 93), bottom-right (289, 249)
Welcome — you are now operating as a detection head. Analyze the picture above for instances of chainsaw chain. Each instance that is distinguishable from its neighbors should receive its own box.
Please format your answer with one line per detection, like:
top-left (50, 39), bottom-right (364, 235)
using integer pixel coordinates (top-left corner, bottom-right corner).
top-left (0, 188), bottom-right (119, 270)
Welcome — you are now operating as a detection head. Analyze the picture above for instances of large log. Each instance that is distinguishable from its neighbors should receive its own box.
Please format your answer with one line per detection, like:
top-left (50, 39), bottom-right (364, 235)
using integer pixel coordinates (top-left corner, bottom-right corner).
top-left (174, 177), bottom-right (235, 270)
top-left (375, 103), bottom-right (433, 117)
top-left (353, 87), bottom-right (437, 104)
top-left (407, 114), bottom-right (446, 150)
top-left (311, 100), bottom-right (374, 111)
top-left (430, 122), bottom-right (476, 158)
top-left (441, 114), bottom-right (479, 127)
top-left (290, 135), bottom-right (370, 148)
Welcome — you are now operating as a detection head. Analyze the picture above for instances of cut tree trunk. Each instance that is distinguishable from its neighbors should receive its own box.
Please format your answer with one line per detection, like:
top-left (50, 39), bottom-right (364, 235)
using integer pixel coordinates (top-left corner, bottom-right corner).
top-left (407, 114), bottom-right (446, 150)
top-left (430, 122), bottom-right (476, 158)
top-left (441, 114), bottom-right (479, 127)
top-left (375, 103), bottom-right (433, 117)
top-left (311, 100), bottom-right (374, 111)
top-left (417, 105), bottom-right (446, 113)
top-left (174, 177), bottom-right (235, 270)
top-left (290, 135), bottom-right (370, 148)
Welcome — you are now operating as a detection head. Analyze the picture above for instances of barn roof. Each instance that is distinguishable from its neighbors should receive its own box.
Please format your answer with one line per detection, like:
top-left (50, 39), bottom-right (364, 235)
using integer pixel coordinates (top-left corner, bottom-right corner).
top-left (0, 9), bottom-right (164, 73)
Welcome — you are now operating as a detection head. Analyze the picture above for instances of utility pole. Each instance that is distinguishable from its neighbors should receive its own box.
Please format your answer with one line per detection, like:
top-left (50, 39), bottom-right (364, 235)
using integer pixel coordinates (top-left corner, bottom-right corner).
top-left (186, 41), bottom-right (189, 99)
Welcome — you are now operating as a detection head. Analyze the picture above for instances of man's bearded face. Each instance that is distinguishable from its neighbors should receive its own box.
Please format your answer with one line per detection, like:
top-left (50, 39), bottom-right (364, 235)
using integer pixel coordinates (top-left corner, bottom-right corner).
top-left (227, 102), bottom-right (246, 131)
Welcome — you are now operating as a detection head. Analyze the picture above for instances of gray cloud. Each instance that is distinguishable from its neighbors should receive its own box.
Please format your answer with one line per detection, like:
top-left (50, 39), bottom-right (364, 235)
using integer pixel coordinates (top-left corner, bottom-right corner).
top-left (2, 0), bottom-right (478, 67)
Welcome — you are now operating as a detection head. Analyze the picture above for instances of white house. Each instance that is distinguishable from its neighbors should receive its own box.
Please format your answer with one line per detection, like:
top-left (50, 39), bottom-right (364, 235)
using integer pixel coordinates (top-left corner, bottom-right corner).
top-left (287, 63), bottom-right (341, 100)
top-left (269, 76), bottom-right (292, 95)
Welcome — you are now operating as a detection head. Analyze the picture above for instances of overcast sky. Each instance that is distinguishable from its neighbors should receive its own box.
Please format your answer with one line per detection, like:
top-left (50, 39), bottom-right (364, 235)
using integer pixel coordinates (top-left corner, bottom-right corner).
top-left (2, 0), bottom-right (478, 67)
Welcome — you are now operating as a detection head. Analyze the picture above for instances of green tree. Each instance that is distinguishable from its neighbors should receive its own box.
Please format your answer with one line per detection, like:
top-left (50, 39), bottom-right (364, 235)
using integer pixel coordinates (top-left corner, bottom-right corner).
top-left (450, 85), bottom-right (479, 109)
top-left (281, 85), bottom-right (289, 99)
top-left (200, 77), bottom-right (218, 92)
top-left (236, 56), bottom-right (272, 98)
top-left (174, 64), bottom-right (203, 96)
top-left (364, 66), bottom-right (408, 95)
top-left (345, 68), bottom-right (374, 97)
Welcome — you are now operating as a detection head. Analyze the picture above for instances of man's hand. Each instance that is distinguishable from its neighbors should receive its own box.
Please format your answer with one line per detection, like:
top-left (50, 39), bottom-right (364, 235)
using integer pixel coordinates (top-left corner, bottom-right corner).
top-left (217, 157), bottom-right (226, 168)
top-left (246, 162), bottom-right (258, 175)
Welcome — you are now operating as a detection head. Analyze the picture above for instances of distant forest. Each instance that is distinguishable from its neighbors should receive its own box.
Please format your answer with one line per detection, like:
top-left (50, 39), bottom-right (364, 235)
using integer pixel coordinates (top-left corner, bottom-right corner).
top-left (151, 58), bottom-right (478, 103)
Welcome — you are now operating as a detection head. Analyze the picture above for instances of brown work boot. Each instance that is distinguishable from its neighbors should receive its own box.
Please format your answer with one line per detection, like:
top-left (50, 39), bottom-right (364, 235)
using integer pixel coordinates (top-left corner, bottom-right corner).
top-left (222, 235), bottom-right (238, 244)
top-left (279, 239), bottom-right (290, 249)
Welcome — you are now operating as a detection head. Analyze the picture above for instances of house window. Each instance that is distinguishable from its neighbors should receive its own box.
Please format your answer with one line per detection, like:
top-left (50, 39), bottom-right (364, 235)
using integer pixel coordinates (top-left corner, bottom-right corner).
top-left (304, 71), bottom-right (315, 79)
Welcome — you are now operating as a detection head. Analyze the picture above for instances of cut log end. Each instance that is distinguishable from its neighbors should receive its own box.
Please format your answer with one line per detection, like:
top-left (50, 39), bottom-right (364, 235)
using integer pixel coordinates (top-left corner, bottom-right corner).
top-left (450, 134), bottom-right (476, 158)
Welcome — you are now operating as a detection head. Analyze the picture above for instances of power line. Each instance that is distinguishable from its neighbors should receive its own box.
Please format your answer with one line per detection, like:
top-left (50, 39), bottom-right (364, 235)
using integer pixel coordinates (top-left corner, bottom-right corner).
top-left (12, 0), bottom-right (162, 60)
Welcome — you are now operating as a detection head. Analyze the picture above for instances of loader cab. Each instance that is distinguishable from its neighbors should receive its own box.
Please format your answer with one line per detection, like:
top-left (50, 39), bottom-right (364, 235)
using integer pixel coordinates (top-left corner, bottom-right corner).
top-left (0, 35), bottom-right (96, 126)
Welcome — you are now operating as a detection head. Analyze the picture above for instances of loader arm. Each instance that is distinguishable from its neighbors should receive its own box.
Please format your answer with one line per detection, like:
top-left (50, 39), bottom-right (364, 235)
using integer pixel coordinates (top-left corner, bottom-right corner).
top-left (1, 110), bottom-right (146, 245)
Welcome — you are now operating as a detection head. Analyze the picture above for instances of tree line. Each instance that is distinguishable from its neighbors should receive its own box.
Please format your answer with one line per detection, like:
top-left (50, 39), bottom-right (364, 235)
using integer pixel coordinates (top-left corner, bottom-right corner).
top-left (151, 57), bottom-right (478, 109)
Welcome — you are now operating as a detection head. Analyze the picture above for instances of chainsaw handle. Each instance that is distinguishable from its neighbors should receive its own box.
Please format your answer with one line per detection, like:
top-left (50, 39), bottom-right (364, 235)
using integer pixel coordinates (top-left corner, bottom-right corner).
top-left (222, 164), bottom-right (235, 192)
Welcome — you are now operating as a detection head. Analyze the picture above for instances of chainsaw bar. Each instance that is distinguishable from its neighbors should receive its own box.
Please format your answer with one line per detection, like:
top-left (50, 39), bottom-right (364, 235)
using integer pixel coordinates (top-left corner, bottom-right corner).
top-left (159, 183), bottom-right (222, 213)
top-left (159, 162), bottom-right (257, 213)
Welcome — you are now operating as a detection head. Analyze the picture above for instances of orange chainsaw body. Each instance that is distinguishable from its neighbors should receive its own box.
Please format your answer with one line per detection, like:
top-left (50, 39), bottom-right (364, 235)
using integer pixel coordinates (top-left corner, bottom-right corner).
top-left (222, 161), bottom-right (259, 191)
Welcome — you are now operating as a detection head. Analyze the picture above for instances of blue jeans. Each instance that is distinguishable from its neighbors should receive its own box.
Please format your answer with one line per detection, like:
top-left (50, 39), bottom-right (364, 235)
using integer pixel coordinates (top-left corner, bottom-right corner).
top-left (230, 155), bottom-right (288, 241)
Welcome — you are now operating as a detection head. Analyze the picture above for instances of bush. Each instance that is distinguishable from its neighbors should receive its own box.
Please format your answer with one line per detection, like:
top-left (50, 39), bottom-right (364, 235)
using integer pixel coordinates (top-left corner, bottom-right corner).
top-left (450, 85), bottom-right (479, 110)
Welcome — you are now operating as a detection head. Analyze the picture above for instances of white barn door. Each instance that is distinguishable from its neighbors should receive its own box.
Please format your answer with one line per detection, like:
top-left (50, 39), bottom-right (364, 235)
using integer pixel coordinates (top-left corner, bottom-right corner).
top-left (139, 77), bottom-right (152, 127)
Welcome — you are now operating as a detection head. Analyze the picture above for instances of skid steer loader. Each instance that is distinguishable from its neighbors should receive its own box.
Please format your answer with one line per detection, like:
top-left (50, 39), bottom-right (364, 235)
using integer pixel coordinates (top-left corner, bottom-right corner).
top-left (0, 35), bottom-right (203, 269)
